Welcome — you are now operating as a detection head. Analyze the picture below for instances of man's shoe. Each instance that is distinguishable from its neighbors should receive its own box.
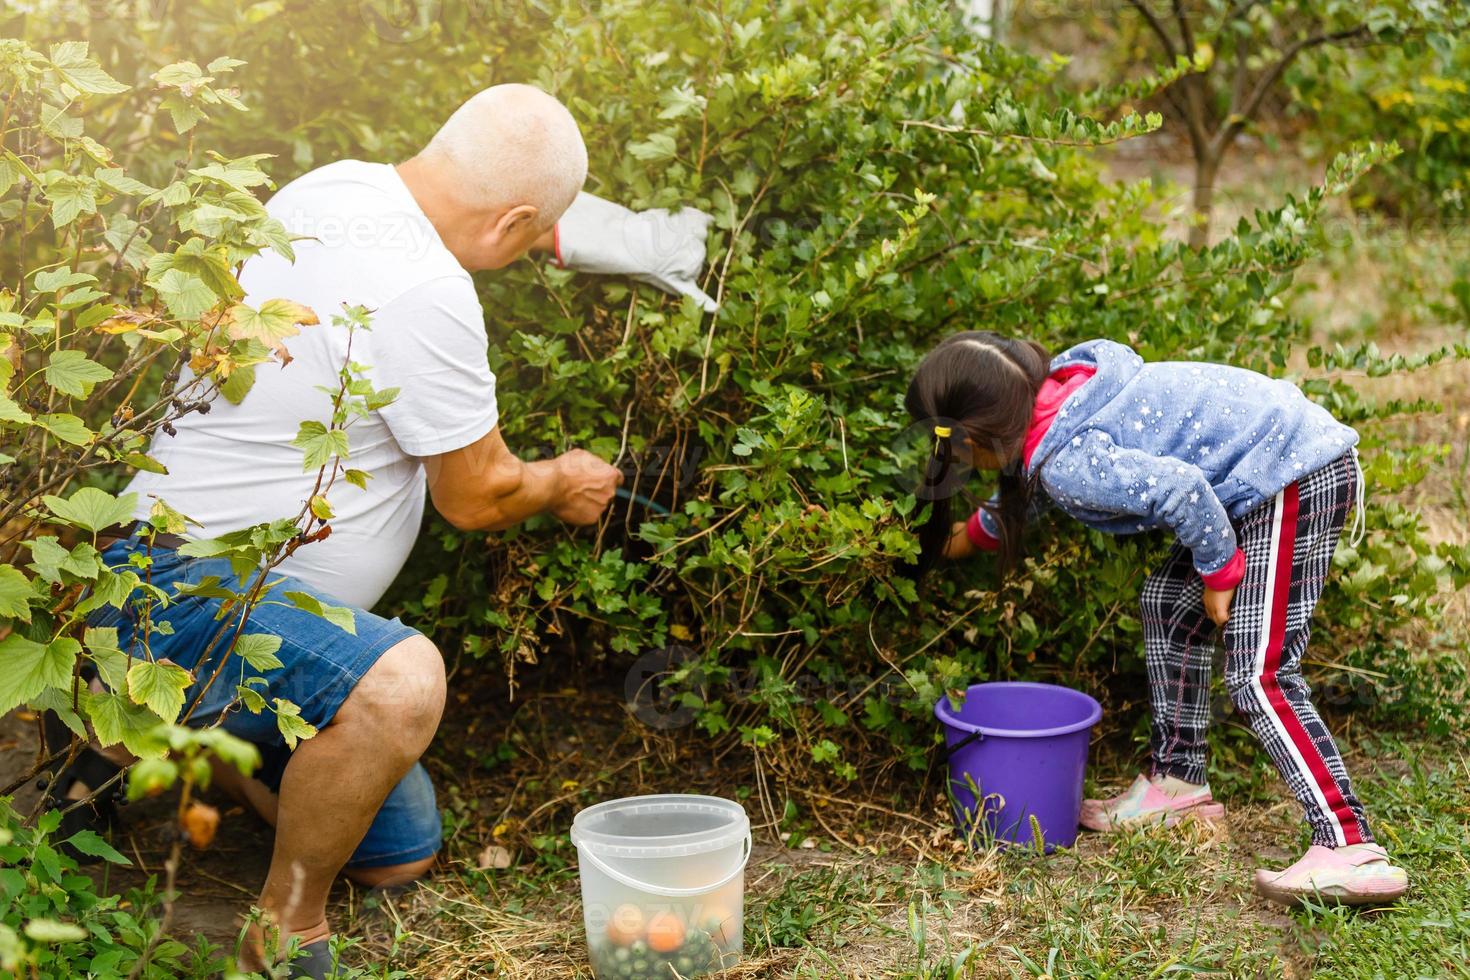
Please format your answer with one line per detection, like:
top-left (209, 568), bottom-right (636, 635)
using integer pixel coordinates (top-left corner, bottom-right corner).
top-left (287, 938), bottom-right (336, 979)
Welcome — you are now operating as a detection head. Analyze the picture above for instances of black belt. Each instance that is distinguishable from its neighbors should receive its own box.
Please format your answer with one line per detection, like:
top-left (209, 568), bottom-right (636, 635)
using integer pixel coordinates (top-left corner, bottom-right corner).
top-left (96, 520), bottom-right (187, 551)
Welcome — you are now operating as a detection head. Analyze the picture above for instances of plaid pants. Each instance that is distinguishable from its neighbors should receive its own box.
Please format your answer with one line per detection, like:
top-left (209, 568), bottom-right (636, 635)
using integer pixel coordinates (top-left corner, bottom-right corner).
top-left (1141, 452), bottom-right (1372, 847)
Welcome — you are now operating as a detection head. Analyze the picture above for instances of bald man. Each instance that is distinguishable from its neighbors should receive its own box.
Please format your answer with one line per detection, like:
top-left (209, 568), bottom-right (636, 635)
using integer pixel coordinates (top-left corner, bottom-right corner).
top-left (83, 84), bottom-right (716, 977)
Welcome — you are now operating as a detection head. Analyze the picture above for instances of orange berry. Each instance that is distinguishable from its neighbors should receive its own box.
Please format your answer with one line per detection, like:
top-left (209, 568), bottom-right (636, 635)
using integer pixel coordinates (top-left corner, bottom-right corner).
top-left (646, 910), bottom-right (685, 954)
top-left (181, 802), bottom-right (220, 850)
top-left (605, 904), bottom-right (645, 947)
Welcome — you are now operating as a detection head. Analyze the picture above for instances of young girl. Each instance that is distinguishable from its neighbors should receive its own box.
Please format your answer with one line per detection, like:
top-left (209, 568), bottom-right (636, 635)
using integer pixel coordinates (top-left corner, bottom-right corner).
top-left (909, 331), bottom-right (1408, 906)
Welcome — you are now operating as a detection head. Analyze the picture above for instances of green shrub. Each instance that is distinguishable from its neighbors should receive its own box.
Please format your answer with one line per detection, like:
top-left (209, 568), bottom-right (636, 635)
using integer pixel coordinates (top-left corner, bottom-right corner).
top-left (0, 24), bottom-right (390, 972)
top-left (1294, 33), bottom-right (1470, 217)
top-left (4, 0), bottom-right (1463, 791)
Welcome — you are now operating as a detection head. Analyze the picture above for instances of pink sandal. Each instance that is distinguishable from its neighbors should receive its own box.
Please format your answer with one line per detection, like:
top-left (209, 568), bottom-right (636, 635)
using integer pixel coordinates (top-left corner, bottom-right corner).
top-left (1080, 774), bottom-right (1225, 832)
top-left (1254, 843), bottom-right (1408, 906)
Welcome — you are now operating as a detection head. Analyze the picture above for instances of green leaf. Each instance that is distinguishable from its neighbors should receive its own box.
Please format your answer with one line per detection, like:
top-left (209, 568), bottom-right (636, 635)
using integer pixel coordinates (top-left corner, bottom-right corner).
top-left (79, 567), bottom-right (139, 613)
top-left (236, 683), bottom-right (267, 714)
top-left (190, 160), bottom-right (272, 192)
top-left (43, 350), bottom-right (113, 398)
top-left (85, 690), bottom-right (168, 759)
top-left (24, 919), bottom-right (88, 943)
top-left (102, 215), bottom-right (155, 269)
top-left (25, 537), bottom-right (69, 584)
top-left (84, 627), bottom-right (129, 690)
top-left (220, 364), bottom-right (256, 404)
top-left (95, 167), bottom-right (158, 197)
top-left (0, 155), bottom-right (18, 197)
top-left (628, 132), bottom-right (678, 162)
top-left (0, 635), bottom-right (78, 715)
top-left (25, 536), bottom-right (101, 582)
top-left (152, 61), bottom-right (206, 88)
top-left (283, 590), bottom-right (356, 634)
top-left (125, 452), bottom-right (168, 474)
top-left (39, 103), bottom-right (83, 140)
top-left (175, 538), bottom-right (232, 558)
top-left (28, 686), bottom-right (85, 740)
top-left (158, 180), bottom-right (192, 207)
top-left (273, 699), bottom-right (317, 749)
top-left (127, 756), bottom-right (178, 799)
top-left (0, 393), bottom-right (31, 424)
top-left (41, 173), bottom-right (97, 227)
top-left (42, 487), bottom-right (137, 533)
top-left (48, 42), bottom-right (129, 95)
top-left (125, 659), bottom-right (193, 723)
top-left (150, 268), bottom-right (218, 320)
top-left (0, 565), bottom-right (33, 623)
top-left (291, 420), bottom-right (350, 471)
top-left (33, 268), bottom-right (96, 293)
top-left (63, 829), bottom-right (131, 865)
top-left (234, 633), bottom-right (284, 672)
top-left (36, 413), bottom-right (92, 445)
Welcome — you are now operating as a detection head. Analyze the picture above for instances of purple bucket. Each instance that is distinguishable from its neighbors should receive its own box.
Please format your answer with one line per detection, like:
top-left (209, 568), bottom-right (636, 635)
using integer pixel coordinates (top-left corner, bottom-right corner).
top-left (934, 681), bottom-right (1102, 851)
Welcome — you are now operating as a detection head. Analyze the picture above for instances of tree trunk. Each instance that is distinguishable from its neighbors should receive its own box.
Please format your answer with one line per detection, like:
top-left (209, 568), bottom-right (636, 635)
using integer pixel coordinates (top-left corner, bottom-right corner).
top-left (1189, 151), bottom-right (1220, 249)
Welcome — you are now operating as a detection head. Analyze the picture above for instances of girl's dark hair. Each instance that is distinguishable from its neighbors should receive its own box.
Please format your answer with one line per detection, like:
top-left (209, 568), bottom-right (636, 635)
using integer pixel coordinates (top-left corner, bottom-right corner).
top-left (904, 331), bottom-right (1051, 577)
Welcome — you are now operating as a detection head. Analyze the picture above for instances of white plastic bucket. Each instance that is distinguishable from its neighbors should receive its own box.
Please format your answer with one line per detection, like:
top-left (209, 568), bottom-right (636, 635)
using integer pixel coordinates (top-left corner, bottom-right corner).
top-left (571, 794), bottom-right (751, 979)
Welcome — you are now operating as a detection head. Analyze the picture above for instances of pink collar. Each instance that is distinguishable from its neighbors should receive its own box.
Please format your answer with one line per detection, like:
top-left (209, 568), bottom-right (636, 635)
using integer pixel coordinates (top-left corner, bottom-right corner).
top-left (1022, 365), bottom-right (1096, 470)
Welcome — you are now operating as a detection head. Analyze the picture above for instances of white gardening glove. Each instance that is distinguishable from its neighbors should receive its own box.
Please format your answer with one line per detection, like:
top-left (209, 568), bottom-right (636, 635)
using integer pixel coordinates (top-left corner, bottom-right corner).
top-left (554, 192), bottom-right (719, 313)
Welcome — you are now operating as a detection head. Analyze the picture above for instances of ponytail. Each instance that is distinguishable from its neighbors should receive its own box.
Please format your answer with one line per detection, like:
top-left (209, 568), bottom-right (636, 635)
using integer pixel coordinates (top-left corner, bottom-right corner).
top-left (913, 424), bottom-right (961, 576)
top-left (905, 332), bottom-right (1051, 579)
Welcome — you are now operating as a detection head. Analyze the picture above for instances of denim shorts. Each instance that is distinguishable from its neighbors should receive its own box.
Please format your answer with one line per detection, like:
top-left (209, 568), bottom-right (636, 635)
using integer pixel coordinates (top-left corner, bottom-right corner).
top-left (89, 537), bottom-right (442, 868)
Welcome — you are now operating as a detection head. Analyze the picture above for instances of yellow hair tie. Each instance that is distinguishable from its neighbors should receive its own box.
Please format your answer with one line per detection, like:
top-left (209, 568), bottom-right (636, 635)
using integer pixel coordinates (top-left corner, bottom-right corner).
top-left (934, 425), bottom-right (952, 438)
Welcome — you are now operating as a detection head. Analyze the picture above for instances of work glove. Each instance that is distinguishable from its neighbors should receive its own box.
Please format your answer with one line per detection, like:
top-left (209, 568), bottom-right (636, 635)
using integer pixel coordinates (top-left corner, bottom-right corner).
top-left (554, 192), bottom-right (719, 313)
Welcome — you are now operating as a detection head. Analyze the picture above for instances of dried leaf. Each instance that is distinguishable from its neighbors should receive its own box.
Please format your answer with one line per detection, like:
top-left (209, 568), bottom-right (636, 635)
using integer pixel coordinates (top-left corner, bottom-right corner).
top-left (477, 844), bottom-right (513, 870)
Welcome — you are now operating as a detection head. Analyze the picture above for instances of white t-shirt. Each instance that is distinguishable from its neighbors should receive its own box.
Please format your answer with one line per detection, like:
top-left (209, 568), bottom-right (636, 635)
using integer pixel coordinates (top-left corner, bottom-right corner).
top-left (127, 161), bottom-right (498, 609)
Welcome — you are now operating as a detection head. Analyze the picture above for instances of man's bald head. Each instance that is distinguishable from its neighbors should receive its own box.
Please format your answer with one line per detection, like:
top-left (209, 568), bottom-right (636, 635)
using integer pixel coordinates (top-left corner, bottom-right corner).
top-left (417, 84), bottom-right (587, 231)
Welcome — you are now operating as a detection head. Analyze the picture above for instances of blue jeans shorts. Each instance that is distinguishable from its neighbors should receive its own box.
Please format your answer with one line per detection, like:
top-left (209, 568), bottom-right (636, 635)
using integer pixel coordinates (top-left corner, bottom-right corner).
top-left (88, 537), bottom-right (442, 868)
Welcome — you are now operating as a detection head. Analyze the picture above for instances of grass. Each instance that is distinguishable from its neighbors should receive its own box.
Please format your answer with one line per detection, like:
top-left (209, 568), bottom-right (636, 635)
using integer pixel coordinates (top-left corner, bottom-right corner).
top-left (333, 732), bottom-right (1470, 978)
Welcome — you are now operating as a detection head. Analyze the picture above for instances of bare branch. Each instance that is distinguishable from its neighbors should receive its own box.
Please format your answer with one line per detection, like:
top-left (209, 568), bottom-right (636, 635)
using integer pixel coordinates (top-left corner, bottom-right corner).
top-left (1211, 24), bottom-right (1371, 158)
top-left (1126, 0), bottom-right (1178, 61)
top-left (1229, 30), bottom-right (1250, 118)
top-left (1224, 0), bottom-right (1263, 27)
top-left (1172, 0), bottom-right (1196, 57)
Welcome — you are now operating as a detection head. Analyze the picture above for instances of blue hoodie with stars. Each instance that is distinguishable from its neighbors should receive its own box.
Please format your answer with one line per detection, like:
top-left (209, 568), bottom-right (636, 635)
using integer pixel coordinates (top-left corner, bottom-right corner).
top-left (972, 339), bottom-right (1359, 588)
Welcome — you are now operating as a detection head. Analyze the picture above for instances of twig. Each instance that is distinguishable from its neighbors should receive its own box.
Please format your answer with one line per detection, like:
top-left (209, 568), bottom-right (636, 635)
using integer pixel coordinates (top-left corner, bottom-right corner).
top-left (1210, 26), bottom-right (1370, 159)
top-left (125, 774), bottom-right (193, 980)
top-left (898, 118), bottom-right (1148, 148)
top-left (1126, 0), bottom-right (1179, 61)
top-left (789, 787), bottom-right (943, 832)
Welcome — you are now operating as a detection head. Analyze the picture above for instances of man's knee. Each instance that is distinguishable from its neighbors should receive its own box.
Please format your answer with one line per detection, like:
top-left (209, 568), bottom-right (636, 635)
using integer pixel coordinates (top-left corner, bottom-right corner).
top-left (337, 635), bottom-right (446, 752)
top-left (342, 854), bottom-right (437, 889)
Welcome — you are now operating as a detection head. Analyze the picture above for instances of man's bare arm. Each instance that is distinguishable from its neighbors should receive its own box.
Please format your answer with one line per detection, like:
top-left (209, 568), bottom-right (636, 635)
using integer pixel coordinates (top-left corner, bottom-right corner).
top-left (424, 425), bottom-right (620, 531)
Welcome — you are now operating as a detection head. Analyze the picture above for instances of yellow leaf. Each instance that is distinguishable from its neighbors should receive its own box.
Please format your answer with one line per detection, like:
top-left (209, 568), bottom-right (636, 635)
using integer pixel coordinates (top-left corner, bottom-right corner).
top-left (222, 298), bottom-right (319, 359)
top-left (95, 309), bottom-right (151, 334)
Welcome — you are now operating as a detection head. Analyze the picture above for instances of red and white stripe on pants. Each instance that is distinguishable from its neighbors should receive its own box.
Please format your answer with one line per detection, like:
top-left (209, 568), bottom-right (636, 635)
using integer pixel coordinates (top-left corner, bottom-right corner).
top-left (1223, 455), bottom-right (1371, 848)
